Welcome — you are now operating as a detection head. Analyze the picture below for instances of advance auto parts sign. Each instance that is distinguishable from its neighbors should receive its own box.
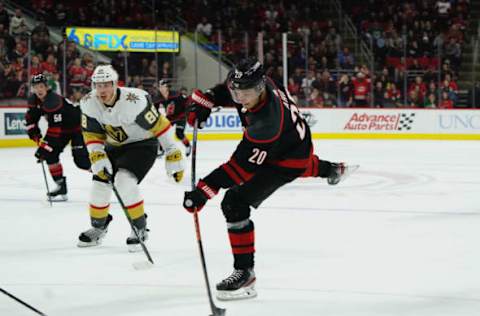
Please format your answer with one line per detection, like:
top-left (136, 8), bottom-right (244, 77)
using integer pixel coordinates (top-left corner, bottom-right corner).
top-left (4, 112), bottom-right (27, 135)
top-left (344, 112), bottom-right (416, 131)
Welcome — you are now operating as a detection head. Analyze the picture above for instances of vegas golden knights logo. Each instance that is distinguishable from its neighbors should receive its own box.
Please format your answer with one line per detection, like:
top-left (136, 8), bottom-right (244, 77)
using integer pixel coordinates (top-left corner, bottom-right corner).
top-left (105, 125), bottom-right (128, 143)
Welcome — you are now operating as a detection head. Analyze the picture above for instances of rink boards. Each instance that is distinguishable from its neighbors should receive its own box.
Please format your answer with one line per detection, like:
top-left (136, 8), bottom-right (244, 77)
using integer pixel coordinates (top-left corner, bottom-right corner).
top-left (1, 106), bottom-right (479, 147)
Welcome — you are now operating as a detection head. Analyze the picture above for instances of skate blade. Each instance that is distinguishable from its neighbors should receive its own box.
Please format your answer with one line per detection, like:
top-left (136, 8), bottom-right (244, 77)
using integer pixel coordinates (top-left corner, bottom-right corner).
top-left (216, 286), bottom-right (257, 301)
top-left (128, 244), bottom-right (142, 253)
top-left (132, 261), bottom-right (154, 270)
top-left (47, 195), bottom-right (68, 202)
top-left (77, 240), bottom-right (103, 248)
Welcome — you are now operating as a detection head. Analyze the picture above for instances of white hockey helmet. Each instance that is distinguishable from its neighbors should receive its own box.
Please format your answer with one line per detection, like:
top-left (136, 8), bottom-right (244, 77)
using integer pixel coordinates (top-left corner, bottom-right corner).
top-left (91, 65), bottom-right (119, 88)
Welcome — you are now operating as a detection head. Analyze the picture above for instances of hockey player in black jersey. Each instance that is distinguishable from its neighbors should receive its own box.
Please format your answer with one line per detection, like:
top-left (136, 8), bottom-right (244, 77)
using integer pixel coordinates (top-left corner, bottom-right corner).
top-left (183, 58), bottom-right (357, 301)
top-left (26, 74), bottom-right (90, 201)
top-left (156, 80), bottom-right (191, 156)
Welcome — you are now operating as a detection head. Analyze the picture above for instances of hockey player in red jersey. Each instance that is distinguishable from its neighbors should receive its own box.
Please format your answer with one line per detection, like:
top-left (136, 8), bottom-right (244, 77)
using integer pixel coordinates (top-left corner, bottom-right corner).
top-left (183, 58), bottom-right (357, 300)
top-left (26, 74), bottom-right (90, 201)
top-left (156, 79), bottom-right (191, 156)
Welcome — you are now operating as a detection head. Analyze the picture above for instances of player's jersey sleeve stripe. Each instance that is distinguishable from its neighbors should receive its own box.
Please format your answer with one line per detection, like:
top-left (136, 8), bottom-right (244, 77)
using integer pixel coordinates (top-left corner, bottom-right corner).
top-left (221, 163), bottom-right (243, 185)
top-left (151, 115), bottom-right (172, 137)
top-left (228, 158), bottom-right (254, 182)
top-left (83, 131), bottom-right (106, 146)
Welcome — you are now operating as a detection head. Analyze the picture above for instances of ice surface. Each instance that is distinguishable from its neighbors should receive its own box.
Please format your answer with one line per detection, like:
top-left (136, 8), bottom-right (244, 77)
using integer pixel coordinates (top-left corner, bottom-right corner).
top-left (0, 139), bottom-right (479, 316)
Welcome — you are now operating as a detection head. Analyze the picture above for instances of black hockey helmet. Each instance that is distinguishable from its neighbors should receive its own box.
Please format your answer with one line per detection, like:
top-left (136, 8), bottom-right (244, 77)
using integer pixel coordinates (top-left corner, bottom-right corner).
top-left (228, 57), bottom-right (265, 90)
top-left (31, 73), bottom-right (47, 85)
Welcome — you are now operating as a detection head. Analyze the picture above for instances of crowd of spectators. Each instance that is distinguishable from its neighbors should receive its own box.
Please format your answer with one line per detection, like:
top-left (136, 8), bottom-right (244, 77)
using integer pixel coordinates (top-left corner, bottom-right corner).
top-left (186, 0), bottom-right (470, 108)
top-left (0, 1), bottom-right (175, 103)
top-left (0, 0), bottom-right (475, 108)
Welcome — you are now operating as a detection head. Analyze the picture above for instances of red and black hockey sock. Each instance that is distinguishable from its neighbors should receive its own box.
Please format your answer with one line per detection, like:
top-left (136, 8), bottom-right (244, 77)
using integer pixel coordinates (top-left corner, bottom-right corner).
top-left (181, 137), bottom-right (191, 147)
top-left (301, 155), bottom-right (334, 178)
top-left (228, 220), bottom-right (255, 270)
top-left (48, 163), bottom-right (64, 181)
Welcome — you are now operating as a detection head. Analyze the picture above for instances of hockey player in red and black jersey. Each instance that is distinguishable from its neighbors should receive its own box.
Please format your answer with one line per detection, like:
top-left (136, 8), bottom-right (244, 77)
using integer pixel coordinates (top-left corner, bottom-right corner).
top-left (156, 80), bottom-right (191, 156)
top-left (183, 58), bottom-right (358, 301)
top-left (26, 74), bottom-right (90, 201)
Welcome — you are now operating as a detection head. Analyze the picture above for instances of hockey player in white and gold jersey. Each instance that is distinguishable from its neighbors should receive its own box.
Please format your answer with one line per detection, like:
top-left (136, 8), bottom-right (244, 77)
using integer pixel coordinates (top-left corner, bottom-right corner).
top-left (77, 64), bottom-right (185, 250)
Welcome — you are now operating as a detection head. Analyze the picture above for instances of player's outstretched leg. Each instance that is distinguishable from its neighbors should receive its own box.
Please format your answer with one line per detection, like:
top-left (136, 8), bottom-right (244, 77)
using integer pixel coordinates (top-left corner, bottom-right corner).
top-left (77, 214), bottom-right (113, 247)
top-left (216, 268), bottom-right (257, 301)
top-left (327, 162), bottom-right (359, 185)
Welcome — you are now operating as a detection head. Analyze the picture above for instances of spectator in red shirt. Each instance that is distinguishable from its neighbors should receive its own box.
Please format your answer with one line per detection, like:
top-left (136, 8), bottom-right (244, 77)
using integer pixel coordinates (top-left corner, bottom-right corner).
top-left (41, 53), bottom-right (58, 75)
top-left (68, 57), bottom-right (87, 90)
top-left (439, 91), bottom-right (454, 109)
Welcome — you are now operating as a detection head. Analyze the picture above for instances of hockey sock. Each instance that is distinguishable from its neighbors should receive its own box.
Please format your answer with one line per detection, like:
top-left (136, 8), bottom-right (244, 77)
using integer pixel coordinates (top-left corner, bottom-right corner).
top-left (228, 220), bottom-right (255, 269)
top-left (89, 204), bottom-right (110, 228)
top-left (182, 137), bottom-right (190, 147)
top-left (48, 163), bottom-right (63, 181)
top-left (126, 200), bottom-right (146, 229)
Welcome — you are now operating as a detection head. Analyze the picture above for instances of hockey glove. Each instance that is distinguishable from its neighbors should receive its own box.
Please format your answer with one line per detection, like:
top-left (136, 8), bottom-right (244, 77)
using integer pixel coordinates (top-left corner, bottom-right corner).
top-left (26, 124), bottom-right (41, 144)
top-left (34, 141), bottom-right (53, 162)
top-left (187, 89), bottom-right (214, 128)
top-left (89, 151), bottom-right (113, 181)
top-left (165, 148), bottom-right (185, 182)
top-left (183, 180), bottom-right (218, 213)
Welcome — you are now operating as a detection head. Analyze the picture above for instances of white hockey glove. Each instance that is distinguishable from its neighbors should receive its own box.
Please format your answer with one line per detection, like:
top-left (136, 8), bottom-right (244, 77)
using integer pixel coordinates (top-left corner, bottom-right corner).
top-left (165, 148), bottom-right (185, 182)
top-left (89, 151), bottom-right (113, 181)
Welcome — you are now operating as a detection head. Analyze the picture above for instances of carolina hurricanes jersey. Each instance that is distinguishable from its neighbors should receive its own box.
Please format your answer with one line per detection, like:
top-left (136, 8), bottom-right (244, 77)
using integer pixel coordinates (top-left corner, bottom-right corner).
top-left (80, 87), bottom-right (171, 147)
top-left (26, 90), bottom-right (81, 134)
top-left (157, 93), bottom-right (188, 122)
top-left (201, 78), bottom-right (313, 192)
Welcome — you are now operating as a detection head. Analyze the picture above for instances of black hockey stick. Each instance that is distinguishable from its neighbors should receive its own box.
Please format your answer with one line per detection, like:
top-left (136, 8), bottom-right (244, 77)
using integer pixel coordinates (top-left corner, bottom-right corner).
top-left (40, 160), bottom-right (52, 206)
top-left (0, 287), bottom-right (47, 315)
top-left (106, 173), bottom-right (154, 270)
top-left (190, 120), bottom-right (226, 316)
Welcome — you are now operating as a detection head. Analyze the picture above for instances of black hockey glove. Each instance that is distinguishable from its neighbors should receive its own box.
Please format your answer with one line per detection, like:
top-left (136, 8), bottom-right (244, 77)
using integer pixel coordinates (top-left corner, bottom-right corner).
top-left (183, 180), bottom-right (218, 213)
top-left (187, 89), bottom-right (214, 128)
top-left (34, 141), bottom-right (53, 162)
top-left (27, 125), bottom-right (41, 143)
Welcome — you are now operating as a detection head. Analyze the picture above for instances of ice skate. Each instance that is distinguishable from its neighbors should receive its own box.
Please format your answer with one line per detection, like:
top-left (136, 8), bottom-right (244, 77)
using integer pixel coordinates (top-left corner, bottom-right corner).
top-left (77, 214), bottom-right (113, 247)
top-left (185, 145), bottom-right (192, 157)
top-left (327, 163), bottom-right (359, 185)
top-left (216, 269), bottom-right (257, 301)
top-left (47, 176), bottom-right (68, 202)
top-left (157, 145), bottom-right (165, 159)
top-left (126, 227), bottom-right (149, 252)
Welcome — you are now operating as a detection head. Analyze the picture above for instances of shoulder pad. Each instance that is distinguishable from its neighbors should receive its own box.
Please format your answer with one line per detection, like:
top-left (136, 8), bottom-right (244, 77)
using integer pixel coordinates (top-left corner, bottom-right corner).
top-left (244, 89), bottom-right (283, 143)
top-left (41, 92), bottom-right (63, 112)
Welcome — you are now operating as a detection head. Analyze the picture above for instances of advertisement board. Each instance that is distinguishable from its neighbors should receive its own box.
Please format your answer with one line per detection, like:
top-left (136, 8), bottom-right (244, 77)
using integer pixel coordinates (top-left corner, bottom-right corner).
top-left (66, 27), bottom-right (179, 52)
top-left (1, 107), bottom-right (479, 147)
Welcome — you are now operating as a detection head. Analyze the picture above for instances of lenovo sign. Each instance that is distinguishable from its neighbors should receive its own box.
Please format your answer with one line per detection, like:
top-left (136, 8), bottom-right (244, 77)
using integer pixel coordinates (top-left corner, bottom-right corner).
top-left (4, 112), bottom-right (27, 135)
top-left (344, 113), bottom-right (416, 131)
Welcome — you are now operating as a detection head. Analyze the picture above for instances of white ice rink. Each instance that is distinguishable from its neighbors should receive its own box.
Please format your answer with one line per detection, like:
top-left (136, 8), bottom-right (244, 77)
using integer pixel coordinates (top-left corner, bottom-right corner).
top-left (0, 139), bottom-right (479, 316)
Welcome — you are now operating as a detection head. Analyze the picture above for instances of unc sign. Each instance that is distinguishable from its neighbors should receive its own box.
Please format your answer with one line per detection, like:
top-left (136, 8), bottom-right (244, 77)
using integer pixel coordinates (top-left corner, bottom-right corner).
top-left (439, 114), bottom-right (480, 130)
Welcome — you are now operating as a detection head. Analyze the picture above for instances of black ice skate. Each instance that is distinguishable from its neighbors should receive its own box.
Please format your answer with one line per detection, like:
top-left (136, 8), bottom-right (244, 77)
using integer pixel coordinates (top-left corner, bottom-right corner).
top-left (77, 214), bottom-right (113, 247)
top-left (185, 145), bottom-right (192, 157)
top-left (126, 227), bottom-right (149, 252)
top-left (47, 176), bottom-right (68, 202)
top-left (157, 145), bottom-right (165, 159)
top-left (327, 163), bottom-right (359, 185)
top-left (216, 269), bottom-right (257, 301)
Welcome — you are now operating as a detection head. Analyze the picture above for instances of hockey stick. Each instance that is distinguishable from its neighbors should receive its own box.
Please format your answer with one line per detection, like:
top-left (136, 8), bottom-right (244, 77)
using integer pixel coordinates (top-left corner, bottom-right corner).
top-left (40, 160), bottom-right (52, 207)
top-left (191, 120), bottom-right (226, 316)
top-left (0, 287), bottom-right (47, 316)
top-left (106, 173), bottom-right (154, 270)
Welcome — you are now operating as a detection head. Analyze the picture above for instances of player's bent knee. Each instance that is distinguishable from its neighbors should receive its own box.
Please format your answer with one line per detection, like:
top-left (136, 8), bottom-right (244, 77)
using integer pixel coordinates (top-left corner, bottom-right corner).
top-left (90, 179), bottom-right (112, 205)
top-left (114, 169), bottom-right (141, 205)
top-left (73, 153), bottom-right (91, 170)
top-left (221, 189), bottom-right (251, 223)
top-left (175, 129), bottom-right (185, 140)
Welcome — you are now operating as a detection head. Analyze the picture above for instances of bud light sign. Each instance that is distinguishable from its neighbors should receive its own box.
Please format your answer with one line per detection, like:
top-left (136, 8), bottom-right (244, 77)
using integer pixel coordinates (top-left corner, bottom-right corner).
top-left (204, 113), bottom-right (242, 131)
top-left (4, 112), bottom-right (27, 135)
